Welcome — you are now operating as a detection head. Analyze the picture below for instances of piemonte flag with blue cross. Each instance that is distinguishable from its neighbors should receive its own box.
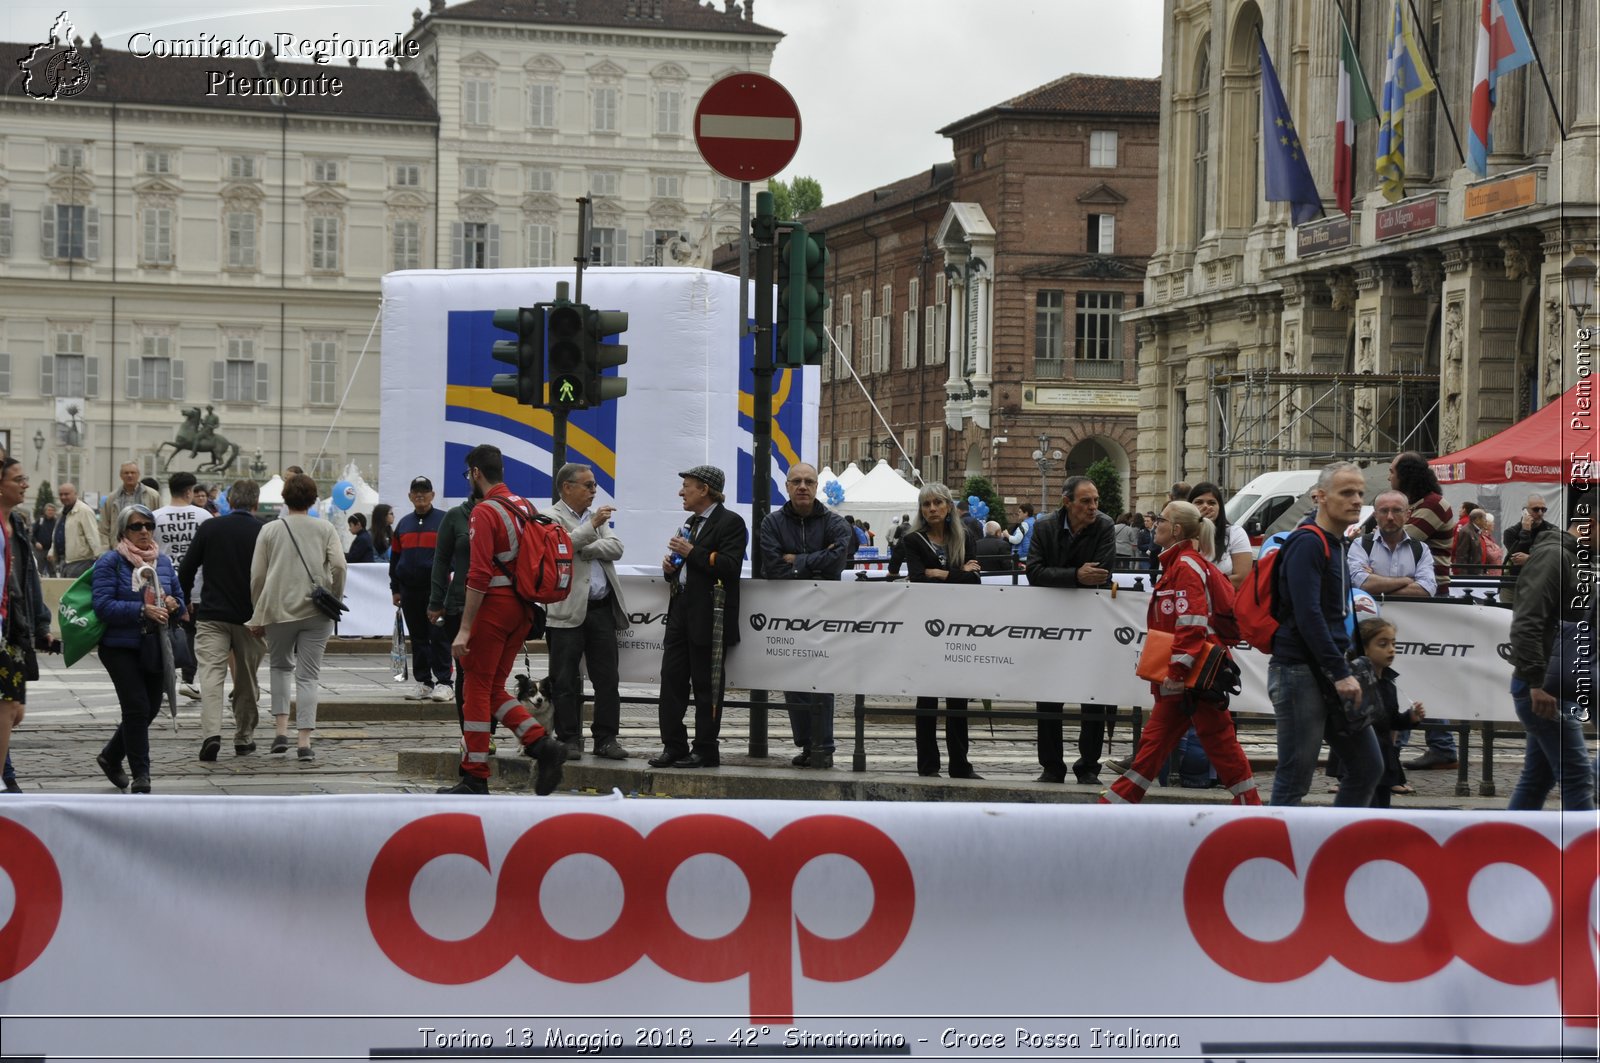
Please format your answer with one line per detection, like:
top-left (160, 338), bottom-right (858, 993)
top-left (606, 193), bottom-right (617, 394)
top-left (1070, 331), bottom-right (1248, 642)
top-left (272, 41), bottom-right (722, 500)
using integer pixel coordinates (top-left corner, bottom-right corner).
top-left (1258, 35), bottom-right (1323, 225)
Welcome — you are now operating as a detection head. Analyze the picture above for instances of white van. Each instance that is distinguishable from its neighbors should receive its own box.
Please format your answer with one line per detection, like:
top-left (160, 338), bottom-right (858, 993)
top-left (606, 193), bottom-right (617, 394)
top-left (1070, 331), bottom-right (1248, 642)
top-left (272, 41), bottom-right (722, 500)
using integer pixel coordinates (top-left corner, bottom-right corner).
top-left (1225, 465), bottom-right (1391, 546)
top-left (1224, 470), bottom-right (1320, 545)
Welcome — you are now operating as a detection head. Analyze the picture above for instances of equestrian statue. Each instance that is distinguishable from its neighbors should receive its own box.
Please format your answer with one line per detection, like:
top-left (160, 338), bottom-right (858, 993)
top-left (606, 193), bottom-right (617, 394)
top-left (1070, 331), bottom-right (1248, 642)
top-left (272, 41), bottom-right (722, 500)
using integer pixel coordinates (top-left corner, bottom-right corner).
top-left (155, 405), bottom-right (240, 473)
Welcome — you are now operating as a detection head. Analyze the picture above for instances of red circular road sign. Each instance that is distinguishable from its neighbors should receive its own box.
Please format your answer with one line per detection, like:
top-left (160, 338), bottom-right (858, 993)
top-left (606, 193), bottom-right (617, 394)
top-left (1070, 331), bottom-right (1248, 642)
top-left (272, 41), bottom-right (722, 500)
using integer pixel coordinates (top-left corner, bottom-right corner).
top-left (694, 72), bottom-right (801, 184)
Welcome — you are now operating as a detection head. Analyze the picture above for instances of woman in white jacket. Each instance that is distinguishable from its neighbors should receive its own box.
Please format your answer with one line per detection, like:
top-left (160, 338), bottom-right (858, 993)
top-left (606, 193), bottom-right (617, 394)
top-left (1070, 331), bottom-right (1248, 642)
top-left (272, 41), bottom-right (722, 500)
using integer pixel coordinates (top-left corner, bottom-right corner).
top-left (247, 474), bottom-right (346, 761)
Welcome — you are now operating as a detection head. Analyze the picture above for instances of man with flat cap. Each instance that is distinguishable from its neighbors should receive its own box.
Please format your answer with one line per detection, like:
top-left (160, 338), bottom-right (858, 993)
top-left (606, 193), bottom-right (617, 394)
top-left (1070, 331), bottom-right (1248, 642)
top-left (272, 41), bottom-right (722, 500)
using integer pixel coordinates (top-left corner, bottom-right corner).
top-left (649, 465), bottom-right (748, 769)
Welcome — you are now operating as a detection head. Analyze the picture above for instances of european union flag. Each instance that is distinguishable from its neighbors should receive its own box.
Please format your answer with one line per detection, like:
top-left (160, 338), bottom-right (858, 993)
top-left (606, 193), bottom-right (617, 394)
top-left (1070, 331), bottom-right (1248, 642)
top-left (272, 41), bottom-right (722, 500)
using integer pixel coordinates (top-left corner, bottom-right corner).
top-left (1259, 37), bottom-right (1323, 225)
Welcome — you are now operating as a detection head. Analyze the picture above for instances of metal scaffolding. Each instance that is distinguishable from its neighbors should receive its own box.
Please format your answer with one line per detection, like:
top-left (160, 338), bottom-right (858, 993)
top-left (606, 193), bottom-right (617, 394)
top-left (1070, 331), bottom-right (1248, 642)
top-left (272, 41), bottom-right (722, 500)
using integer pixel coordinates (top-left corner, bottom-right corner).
top-left (1207, 368), bottom-right (1441, 486)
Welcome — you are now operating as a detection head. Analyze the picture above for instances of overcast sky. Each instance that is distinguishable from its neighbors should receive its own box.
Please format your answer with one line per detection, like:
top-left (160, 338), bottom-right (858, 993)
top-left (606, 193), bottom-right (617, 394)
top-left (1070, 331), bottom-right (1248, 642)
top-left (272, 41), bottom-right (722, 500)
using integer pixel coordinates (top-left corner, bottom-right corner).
top-left (3, 0), bottom-right (1163, 203)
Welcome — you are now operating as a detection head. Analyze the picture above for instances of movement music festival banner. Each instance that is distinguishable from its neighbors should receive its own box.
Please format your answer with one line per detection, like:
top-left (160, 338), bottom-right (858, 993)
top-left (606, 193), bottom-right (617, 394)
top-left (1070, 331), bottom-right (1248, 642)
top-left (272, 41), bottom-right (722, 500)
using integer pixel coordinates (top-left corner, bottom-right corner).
top-left (0, 798), bottom-right (1593, 1060)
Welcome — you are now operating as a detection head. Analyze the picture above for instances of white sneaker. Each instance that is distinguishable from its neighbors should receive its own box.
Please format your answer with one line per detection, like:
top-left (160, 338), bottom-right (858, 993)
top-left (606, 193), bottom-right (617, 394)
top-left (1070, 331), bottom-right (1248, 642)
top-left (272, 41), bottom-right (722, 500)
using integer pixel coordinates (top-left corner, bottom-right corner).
top-left (403, 682), bottom-right (430, 701)
top-left (180, 682), bottom-right (202, 700)
top-left (430, 684), bottom-right (453, 702)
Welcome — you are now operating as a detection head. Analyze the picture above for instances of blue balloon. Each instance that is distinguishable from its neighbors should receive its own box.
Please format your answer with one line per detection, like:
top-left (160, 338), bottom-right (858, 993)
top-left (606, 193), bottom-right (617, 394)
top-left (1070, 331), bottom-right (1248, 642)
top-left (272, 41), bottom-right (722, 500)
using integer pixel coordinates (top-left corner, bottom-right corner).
top-left (330, 481), bottom-right (356, 511)
top-left (214, 492), bottom-right (231, 515)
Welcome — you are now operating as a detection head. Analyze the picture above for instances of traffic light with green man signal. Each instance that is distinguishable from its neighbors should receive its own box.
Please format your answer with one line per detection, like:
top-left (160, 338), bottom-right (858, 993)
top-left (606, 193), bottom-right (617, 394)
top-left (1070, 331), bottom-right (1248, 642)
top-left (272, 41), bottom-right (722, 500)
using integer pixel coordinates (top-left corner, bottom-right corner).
top-left (546, 300), bottom-right (586, 410)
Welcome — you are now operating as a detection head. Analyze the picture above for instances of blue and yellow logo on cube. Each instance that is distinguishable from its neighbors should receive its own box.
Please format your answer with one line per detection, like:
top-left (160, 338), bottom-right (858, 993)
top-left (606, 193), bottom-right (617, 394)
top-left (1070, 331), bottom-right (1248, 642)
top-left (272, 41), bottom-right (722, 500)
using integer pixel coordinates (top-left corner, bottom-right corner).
top-left (736, 323), bottom-right (807, 503)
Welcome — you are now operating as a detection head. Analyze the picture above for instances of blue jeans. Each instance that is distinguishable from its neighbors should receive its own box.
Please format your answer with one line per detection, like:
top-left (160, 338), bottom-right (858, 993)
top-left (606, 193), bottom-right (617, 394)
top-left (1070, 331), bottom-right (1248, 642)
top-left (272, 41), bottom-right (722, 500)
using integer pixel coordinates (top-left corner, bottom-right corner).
top-left (1508, 677), bottom-right (1596, 811)
top-left (784, 690), bottom-right (835, 754)
top-left (1268, 661), bottom-right (1383, 806)
top-left (1398, 720), bottom-right (1458, 756)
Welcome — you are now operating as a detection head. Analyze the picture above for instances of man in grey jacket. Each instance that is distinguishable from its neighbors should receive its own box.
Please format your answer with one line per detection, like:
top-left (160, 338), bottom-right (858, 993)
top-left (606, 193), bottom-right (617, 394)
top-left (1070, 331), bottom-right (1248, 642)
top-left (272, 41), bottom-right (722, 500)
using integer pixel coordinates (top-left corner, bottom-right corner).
top-left (545, 462), bottom-right (630, 761)
top-left (1506, 501), bottom-right (1596, 811)
top-left (758, 462), bottom-right (852, 768)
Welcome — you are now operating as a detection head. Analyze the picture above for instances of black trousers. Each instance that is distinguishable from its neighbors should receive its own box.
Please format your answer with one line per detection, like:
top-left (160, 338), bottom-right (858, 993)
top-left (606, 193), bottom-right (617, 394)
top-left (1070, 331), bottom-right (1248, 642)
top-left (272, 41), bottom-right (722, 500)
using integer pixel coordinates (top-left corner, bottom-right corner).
top-left (1037, 702), bottom-right (1117, 776)
top-left (547, 592), bottom-right (621, 747)
top-left (400, 587), bottom-right (453, 688)
top-left (99, 644), bottom-right (165, 779)
top-left (655, 595), bottom-right (724, 760)
top-left (915, 697), bottom-right (971, 776)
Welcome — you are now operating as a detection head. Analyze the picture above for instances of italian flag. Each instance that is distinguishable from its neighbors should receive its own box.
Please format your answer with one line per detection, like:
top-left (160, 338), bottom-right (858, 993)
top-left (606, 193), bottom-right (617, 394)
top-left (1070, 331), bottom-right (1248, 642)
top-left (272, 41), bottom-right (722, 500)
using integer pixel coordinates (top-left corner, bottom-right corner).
top-left (1335, 10), bottom-right (1378, 216)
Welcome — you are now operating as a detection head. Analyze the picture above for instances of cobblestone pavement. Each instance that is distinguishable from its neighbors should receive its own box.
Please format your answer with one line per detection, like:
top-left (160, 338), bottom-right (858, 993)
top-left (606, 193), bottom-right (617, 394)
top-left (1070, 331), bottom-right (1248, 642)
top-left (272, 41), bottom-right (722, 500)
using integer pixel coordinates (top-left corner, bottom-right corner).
top-left (2, 645), bottom-right (1574, 809)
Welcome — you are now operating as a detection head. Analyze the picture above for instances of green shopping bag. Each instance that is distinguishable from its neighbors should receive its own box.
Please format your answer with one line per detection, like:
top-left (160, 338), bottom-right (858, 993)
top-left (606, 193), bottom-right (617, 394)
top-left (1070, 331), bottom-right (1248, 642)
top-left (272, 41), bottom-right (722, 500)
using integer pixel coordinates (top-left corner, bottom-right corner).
top-left (58, 568), bottom-right (106, 667)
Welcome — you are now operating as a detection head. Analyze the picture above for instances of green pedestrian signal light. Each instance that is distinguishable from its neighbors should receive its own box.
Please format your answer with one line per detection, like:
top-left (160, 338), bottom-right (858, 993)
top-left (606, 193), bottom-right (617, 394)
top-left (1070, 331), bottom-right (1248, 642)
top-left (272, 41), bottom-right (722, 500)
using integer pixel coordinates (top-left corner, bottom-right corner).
top-left (490, 306), bottom-right (544, 406)
top-left (776, 225), bottom-right (828, 367)
top-left (582, 308), bottom-right (629, 407)
top-left (546, 300), bottom-right (586, 410)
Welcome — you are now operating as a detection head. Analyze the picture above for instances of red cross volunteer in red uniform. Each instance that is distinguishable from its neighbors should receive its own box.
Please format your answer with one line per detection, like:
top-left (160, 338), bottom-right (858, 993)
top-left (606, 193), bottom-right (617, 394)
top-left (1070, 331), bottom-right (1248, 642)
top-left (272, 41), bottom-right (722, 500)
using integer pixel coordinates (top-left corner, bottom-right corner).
top-left (1102, 500), bottom-right (1260, 806)
top-left (442, 444), bottom-right (563, 796)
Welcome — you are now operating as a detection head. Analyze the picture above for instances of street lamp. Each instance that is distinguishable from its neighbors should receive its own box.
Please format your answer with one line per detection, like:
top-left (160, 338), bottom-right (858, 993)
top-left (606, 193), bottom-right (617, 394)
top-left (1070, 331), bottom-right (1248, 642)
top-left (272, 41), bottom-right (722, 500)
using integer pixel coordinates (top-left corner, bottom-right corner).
top-left (31, 429), bottom-right (44, 470)
top-left (249, 447), bottom-right (268, 483)
top-left (1565, 252), bottom-right (1597, 329)
top-left (1030, 433), bottom-right (1063, 513)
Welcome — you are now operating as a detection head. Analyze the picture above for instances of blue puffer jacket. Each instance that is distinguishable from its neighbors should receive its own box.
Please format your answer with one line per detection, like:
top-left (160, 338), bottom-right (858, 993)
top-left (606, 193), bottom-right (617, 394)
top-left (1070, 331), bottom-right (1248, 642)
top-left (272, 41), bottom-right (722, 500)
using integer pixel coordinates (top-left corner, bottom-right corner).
top-left (91, 551), bottom-right (185, 650)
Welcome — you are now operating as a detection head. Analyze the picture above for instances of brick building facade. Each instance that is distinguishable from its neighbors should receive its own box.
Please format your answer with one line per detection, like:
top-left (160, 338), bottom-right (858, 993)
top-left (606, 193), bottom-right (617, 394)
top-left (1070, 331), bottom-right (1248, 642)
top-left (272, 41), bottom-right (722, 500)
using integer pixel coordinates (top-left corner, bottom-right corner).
top-left (804, 74), bottom-right (1160, 517)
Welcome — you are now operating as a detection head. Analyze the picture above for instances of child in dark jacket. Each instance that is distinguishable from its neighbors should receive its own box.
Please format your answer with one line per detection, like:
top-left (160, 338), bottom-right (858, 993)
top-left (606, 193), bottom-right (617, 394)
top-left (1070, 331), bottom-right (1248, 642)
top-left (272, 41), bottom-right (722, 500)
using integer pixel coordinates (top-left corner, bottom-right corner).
top-left (1351, 616), bottom-right (1426, 808)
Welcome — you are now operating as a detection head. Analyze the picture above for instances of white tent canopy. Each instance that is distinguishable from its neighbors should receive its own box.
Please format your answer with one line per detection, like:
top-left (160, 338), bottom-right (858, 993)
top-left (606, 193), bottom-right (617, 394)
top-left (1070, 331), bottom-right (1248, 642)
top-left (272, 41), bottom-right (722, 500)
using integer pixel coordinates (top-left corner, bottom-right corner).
top-left (834, 462), bottom-right (865, 491)
top-left (837, 460), bottom-right (920, 538)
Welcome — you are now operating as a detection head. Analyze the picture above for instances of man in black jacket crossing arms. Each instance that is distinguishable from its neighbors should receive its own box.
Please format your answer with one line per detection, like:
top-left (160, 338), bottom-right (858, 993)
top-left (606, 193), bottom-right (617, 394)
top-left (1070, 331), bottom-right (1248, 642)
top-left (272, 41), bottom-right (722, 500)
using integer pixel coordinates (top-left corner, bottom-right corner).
top-left (1025, 475), bottom-right (1118, 784)
top-left (178, 479), bottom-right (264, 761)
top-left (759, 462), bottom-right (852, 768)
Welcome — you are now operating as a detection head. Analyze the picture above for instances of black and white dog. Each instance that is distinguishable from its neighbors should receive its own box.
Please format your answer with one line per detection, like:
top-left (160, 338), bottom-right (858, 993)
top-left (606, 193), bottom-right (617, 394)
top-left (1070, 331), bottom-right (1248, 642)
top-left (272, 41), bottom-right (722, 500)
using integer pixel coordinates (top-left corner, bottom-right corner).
top-left (514, 672), bottom-right (555, 734)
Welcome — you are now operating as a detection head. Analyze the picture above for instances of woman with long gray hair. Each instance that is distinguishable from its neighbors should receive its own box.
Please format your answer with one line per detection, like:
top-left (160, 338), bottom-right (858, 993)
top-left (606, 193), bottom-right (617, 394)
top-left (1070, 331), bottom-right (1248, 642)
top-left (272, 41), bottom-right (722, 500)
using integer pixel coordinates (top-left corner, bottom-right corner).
top-left (901, 482), bottom-right (984, 779)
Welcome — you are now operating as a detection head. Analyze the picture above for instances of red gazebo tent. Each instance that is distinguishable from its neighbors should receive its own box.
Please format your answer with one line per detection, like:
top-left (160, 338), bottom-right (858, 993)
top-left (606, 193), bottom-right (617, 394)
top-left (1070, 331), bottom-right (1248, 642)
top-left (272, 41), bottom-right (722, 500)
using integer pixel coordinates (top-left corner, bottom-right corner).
top-left (1430, 382), bottom-right (1597, 484)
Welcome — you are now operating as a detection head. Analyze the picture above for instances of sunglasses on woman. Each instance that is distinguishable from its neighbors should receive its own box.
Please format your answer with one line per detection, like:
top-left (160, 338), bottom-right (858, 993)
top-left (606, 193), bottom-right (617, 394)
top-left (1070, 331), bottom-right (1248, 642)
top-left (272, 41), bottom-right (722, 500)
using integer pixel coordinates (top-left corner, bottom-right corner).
top-left (126, 521), bottom-right (156, 532)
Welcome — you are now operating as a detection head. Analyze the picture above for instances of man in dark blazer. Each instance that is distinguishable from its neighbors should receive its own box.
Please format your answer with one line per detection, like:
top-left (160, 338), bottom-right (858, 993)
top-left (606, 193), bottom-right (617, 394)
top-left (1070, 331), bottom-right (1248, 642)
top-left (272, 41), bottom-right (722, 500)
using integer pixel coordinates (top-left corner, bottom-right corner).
top-left (1025, 475), bottom-right (1118, 785)
top-left (649, 465), bottom-right (748, 769)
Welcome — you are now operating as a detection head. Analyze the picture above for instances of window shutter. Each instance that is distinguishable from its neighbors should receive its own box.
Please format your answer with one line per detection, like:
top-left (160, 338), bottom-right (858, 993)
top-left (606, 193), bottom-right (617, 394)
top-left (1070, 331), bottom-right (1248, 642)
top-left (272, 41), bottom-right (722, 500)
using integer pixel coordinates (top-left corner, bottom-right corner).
top-left (642, 229), bottom-right (656, 265)
top-left (85, 207), bottom-right (100, 260)
top-left (41, 355), bottom-right (54, 396)
top-left (255, 361), bottom-right (271, 403)
top-left (126, 357), bottom-right (142, 399)
top-left (0, 203), bottom-right (11, 256)
top-left (41, 206), bottom-right (55, 258)
top-left (487, 223), bottom-right (500, 268)
top-left (0, 353), bottom-right (10, 394)
top-left (171, 359), bottom-right (185, 401)
top-left (85, 356), bottom-right (100, 397)
top-left (211, 360), bottom-right (226, 401)
top-left (450, 222), bottom-right (464, 269)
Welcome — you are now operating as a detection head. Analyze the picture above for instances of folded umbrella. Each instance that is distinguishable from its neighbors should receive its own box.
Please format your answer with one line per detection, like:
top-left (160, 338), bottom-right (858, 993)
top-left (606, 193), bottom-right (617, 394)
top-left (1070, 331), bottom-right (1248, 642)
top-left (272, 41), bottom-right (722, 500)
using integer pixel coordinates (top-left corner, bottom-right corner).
top-left (391, 608), bottom-right (409, 682)
top-left (137, 564), bottom-right (179, 727)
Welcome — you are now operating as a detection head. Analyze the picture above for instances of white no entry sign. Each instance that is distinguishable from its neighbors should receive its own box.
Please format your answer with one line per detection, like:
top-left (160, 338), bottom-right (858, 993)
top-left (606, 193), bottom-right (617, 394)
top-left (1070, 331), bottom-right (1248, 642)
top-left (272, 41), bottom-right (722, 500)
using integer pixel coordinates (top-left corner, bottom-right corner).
top-left (694, 72), bottom-right (801, 183)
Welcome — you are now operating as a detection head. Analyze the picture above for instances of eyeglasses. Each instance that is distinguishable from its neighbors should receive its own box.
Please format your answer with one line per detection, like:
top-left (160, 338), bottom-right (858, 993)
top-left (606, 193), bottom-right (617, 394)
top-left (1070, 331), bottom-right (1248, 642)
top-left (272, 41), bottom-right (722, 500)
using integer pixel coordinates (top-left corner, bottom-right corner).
top-left (1150, 516), bottom-right (1170, 526)
top-left (574, 480), bottom-right (598, 489)
top-left (787, 478), bottom-right (818, 486)
top-left (125, 521), bottom-right (156, 532)
top-left (462, 469), bottom-right (475, 481)
top-left (1530, 507), bottom-right (1548, 513)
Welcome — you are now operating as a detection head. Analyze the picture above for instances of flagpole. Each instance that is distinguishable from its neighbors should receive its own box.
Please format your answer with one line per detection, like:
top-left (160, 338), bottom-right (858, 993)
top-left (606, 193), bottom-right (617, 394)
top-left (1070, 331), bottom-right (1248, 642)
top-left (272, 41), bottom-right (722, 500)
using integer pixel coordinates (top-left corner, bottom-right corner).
top-left (1512, 0), bottom-right (1568, 140)
top-left (1403, 0), bottom-right (1465, 165)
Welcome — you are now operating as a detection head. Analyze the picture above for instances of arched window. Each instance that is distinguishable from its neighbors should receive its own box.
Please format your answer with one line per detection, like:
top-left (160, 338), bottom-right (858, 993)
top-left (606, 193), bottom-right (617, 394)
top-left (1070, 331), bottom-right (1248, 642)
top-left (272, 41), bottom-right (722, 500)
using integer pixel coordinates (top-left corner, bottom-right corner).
top-left (1223, 7), bottom-right (1263, 229)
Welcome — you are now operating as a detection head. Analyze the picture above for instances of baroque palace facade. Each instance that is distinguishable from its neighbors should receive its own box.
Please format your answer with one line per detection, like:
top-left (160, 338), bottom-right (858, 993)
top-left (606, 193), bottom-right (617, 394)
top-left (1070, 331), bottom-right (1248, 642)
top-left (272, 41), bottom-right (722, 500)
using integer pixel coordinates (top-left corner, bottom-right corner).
top-left (1129, 0), bottom-right (1599, 502)
top-left (0, 0), bottom-right (776, 500)
top-left (797, 75), bottom-right (1160, 514)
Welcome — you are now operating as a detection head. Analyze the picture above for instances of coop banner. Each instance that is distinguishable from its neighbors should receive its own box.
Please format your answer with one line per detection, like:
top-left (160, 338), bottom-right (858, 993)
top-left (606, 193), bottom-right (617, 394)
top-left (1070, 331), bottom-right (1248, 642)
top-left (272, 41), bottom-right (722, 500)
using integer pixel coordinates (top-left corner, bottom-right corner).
top-left (609, 579), bottom-right (1519, 721)
top-left (0, 799), bottom-right (1592, 1061)
top-left (380, 267), bottom-right (817, 562)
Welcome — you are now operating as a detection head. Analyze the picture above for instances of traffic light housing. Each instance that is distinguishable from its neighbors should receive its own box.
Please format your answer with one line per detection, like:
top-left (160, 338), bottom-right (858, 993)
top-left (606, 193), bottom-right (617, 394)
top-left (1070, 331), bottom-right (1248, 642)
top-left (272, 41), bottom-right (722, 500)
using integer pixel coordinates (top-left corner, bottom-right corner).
top-left (490, 306), bottom-right (544, 406)
top-left (776, 224), bottom-right (827, 366)
top-left (545, 300), bottom-right (586, 409)
top-left (582, 308), bottom-right (629, 406)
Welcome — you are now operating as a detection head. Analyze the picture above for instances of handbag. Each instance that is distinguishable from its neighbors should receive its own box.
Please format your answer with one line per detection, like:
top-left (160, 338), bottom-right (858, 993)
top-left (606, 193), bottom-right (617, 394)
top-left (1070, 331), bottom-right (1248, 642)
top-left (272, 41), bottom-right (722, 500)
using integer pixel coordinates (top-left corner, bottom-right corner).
top-left (1136, 629), bottom-right (1175, 683)
top-left (58, 567), bottom-right (106, 667)
top-left (282, 520), bottom-right (348, 623)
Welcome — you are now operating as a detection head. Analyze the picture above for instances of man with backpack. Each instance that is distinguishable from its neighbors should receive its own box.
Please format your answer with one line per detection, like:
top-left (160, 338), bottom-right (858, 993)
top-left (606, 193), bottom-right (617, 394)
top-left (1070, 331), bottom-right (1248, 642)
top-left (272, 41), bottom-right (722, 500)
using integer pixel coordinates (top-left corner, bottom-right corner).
top-left (1347, 491), bottom-right (1436, 598)
top-left (1261, 461), bottom-right (1384, 806)
top-left (443, 444), bottom-right (565, 796)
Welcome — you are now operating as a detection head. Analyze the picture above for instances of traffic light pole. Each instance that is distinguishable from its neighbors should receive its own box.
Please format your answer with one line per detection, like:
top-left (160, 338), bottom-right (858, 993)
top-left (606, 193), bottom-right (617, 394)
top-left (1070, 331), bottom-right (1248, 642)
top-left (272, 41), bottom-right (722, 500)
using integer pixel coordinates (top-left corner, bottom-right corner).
top-left (745, 191), bottom-right (779, 759)
top-left (550, 201), bottom-right (594, 492)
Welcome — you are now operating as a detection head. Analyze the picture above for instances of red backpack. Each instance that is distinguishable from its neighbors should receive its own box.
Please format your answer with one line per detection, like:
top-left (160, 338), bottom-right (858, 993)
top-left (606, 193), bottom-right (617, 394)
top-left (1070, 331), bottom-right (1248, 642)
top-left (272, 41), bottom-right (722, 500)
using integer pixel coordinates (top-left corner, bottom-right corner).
top-left (484, 496), bottom-right (575, 605)
top-left (1234, 524), bottom-right (1332, 652)
top-left (1173, 551), bottom-right (1241, 645)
